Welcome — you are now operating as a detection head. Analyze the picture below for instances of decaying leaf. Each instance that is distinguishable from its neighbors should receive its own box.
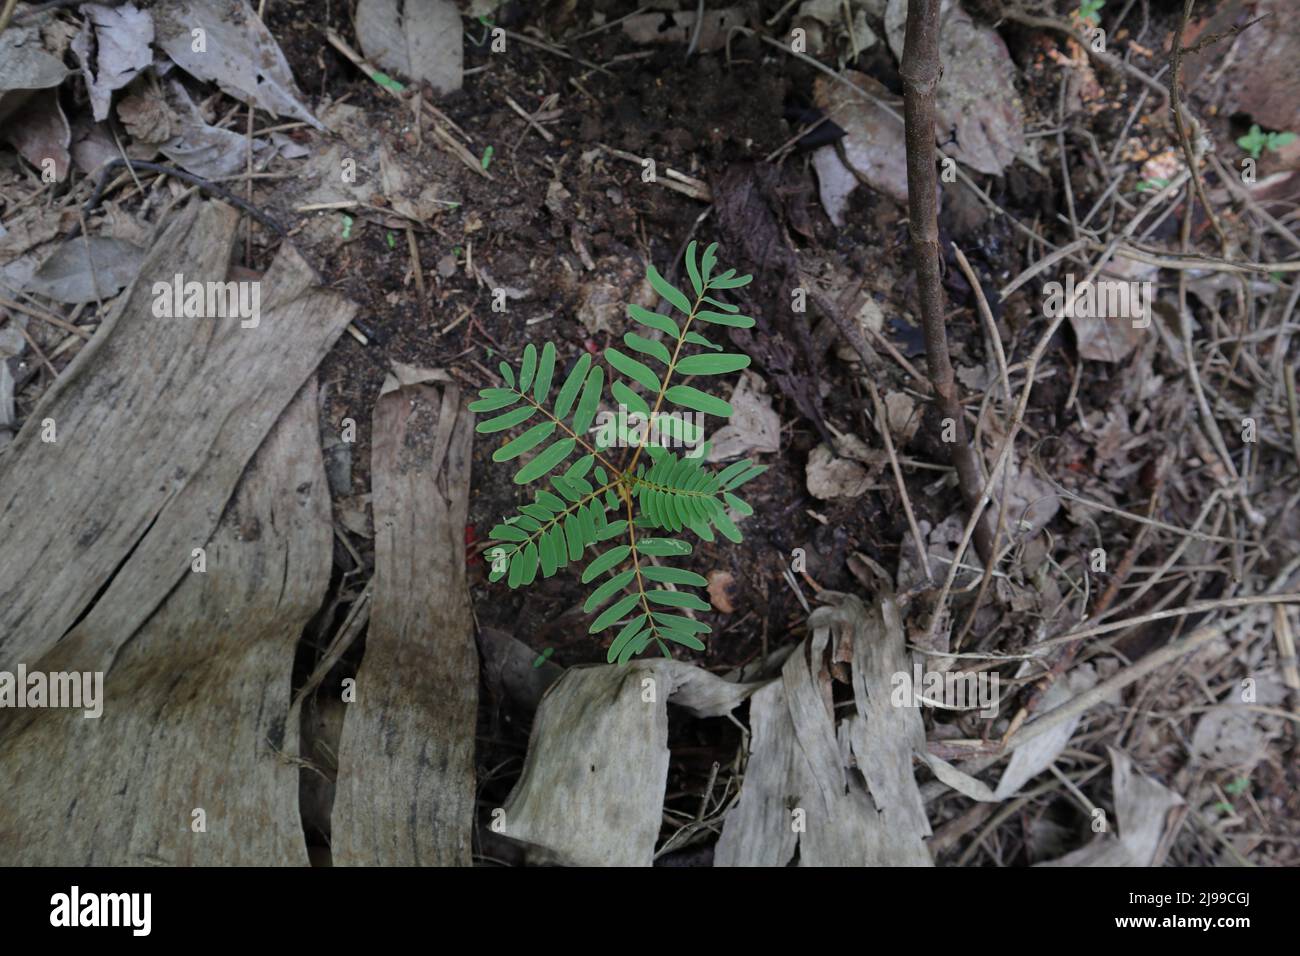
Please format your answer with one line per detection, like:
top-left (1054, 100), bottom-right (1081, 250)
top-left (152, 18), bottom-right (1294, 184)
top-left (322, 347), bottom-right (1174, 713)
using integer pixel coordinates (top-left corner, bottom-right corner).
top-left (24, 236), bottom-right (144, 304)
top-left (355, 0), bottom-right (463, 96)
top-left (994, 665), bottom-right (1098, 799)
top-left (794, 0), bottom-right (878, 59)
top-left (884, 0), bottom-right (1026, 175)
top-left (806, 443), bottom-right (875, 499)
top-left (707, 370), bottom-right (780, 462)
top-left (812, 71), bottom-right (909, 214)
top-left (1037, 748), bottom-right (1186, 866)
top-left (623, 7), bottom-right (749, 53)
top-left (0, 22), bottom-right (68, 126)
top-left (2, 89), bottom-right (70, 182)
top-left (153, 0), bottom-right (322, 128)
top-left (71, 1), bottom-right (154, 122)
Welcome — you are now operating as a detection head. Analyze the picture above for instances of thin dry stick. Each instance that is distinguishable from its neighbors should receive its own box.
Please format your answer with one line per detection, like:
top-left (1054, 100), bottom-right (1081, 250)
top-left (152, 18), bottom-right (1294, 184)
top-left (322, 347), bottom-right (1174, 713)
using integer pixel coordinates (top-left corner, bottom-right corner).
top-left (864, 376), bottom-right (932, 583)
top-left (900, 0), bottom-right (994, 562)
top-left (1168, 0), bottom-right (1229, 253)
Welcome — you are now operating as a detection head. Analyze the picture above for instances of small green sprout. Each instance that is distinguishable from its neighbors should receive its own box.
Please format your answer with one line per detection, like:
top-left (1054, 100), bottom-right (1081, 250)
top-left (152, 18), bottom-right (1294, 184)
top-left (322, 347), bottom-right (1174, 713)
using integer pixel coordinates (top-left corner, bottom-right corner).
top-left (341, 214), bottom-right (354, 240)
top-left (481, 145), bottom-right (495, 171)
top-left (1077, 0), bottom-right (1104, 24)
top-left (1237, 124), bottom-right (1297, 160)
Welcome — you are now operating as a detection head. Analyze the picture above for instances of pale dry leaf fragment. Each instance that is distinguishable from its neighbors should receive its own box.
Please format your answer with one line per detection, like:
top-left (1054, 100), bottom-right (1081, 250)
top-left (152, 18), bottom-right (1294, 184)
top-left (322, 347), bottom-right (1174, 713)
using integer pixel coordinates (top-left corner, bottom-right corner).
top-left (623, 7), bottom-right (749, 53)
top-left (1066, 257), bottom-right (1157, 363)
top-left (812, 71), bottom-right (909, 207)
top-left (0, 24), bottom-right (68, 125)
top-left (794, 0), bottom-right (878, 58)
top-left (811, 147), bottom-right (859, 227)
top-left (153, 0), bottom-right (322, 128)
top-left (116, 89), bottom-right (180, 144)
top-left (1189, 705), bottom-right (1272, 772)
top-left (355, 0), bottom-right (463, 96)
top-left (707, 370), bottom-right (780, 462)
top-left (994, 664), bottom-right (1098, 800)
top-left (379, 141), bottom-right (446, 222)
top-left (2, 89), bottom-right (70, 182)
top-left (155, 81), bottom-right (274, 180)
top-left (884, 0), bottom-right (1026, 175)
top-left (806, 443), bottom-right (872, 499)
top-left (71, 2), bottom-right (155, 122)
top-left (24, 236), bottom-right (144, 304)
top-left (1036, 748), bottom-right (1186, 866)
top-left (707, 569), bottom-right (737, 614)
top-left (884, 390), bottom-right (919, 443)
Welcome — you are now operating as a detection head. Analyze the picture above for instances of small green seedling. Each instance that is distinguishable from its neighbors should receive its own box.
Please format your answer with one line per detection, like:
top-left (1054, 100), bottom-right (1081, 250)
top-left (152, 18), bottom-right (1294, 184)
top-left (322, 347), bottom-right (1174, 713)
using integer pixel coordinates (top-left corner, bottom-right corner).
top-left (471, 242), bottom-right (765, 664)
top-left (1135, 177), bottom-right (1169, 192)
top-left (481, 145), bottom-right (495, 171)
top-left (1237, 124), bottom-right (1297, 160)
top-left (1077, 0), bottom-right (1104, 24)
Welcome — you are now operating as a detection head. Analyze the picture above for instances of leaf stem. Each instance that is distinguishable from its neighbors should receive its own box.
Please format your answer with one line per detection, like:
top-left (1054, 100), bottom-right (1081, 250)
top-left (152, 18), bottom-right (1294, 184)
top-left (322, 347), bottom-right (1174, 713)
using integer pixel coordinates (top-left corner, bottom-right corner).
top-left (514, 388), bottom-right (620, 473)
top-left (624, 285), bottom-right (709, 475)
top-left (492, 479), bottom-right (618, 558)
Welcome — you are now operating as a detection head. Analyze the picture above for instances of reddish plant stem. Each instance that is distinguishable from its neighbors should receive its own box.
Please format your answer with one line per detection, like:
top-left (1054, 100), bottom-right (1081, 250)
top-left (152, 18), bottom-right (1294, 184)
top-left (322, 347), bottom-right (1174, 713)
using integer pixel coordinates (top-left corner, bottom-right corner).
top-left (900, 0), bottom-right (994, 563)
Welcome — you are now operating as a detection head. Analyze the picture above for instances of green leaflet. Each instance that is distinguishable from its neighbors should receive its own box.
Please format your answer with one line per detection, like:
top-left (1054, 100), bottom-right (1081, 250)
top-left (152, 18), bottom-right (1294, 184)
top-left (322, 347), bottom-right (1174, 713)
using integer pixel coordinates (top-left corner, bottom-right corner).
top-left (675, 353), bottom-right (750, 375)
top-left (469, 388), bottom-right (517, 412)
top-left (665, 385), bottom-right (732, 417)
top-left (477, 405), bottom-right (536, 433)
top-left (637, 537), bottom-right (692, 556)
top-left (573, 364), bottom-right (604, 434)
top-left (493, 421), bottom-right (555, 461)
top-left (628, 303), bottom-right (680, 338)
top-left (640, 565), bottom-right (708, 587)
top-left (646, 588), bottom-right (710, 611)
top-left (533, 341), bottom-right (557, 403)
top-left (647, 263), bottom-right (692, 315)
top-left (554, 353), bottom-right (591, 420)
top-left (623, 331), bottom-right (673, 366)
top-left (582, 545), bottom-right (631, 583)
top-left (684, 240), bottom-right (703, 295)
top-left (695, 309), bottom-right (755, 328)
top-left (605, 347), bottom-right (661, 392)
top-left (585, 569), bottom-right (636, 612)
top-left (514, 437), bottom-right (576, 484)
top-left (520, 343), bottom-right (538, 392)
top-left (590, 592), bottom-right (641, 633)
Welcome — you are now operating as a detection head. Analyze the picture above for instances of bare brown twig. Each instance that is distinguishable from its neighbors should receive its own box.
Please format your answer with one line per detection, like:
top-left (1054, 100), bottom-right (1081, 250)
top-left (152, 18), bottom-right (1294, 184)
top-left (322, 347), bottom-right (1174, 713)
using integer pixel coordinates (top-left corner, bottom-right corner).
top-left (900, 0), bottom-right (994, 563)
